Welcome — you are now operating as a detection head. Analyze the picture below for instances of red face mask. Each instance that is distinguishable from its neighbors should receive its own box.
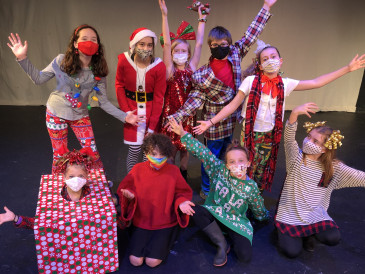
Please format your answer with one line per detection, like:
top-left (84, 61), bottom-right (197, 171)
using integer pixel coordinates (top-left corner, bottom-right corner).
top-left (77, 41), bottom-right (99, 56)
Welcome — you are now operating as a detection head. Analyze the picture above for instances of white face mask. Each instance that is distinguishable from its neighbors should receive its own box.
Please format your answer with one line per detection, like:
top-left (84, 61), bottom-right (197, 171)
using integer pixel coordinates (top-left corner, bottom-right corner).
top-left (173, 53), bottom-right (188, 66)
top-left (261, 59), bottom-right (281, 73)
top-left (65, 177), bottom-right (87, 192)
top-left (227, 164), bottom-right (249, 179)
top-left (302, 138), bottom-right (324, 155)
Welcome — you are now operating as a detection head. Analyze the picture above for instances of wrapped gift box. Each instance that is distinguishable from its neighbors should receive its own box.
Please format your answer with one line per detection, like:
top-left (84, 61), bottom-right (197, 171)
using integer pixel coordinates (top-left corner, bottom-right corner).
top-left (34, 168), bottom-right (118, 273)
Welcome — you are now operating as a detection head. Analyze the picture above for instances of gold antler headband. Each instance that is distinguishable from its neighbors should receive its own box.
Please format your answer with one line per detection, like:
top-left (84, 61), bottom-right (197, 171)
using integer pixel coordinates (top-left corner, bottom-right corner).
top-left (303, 121), bottom-right (344, 150)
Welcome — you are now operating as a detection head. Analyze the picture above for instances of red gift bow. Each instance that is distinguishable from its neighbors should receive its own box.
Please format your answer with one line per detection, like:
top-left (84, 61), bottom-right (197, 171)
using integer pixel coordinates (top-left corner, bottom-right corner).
top-left (159, 21), bottom-right (196, 47)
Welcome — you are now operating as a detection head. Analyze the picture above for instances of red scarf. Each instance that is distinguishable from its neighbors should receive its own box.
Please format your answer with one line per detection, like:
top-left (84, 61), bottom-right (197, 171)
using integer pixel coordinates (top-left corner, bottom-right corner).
top-left (244, 73), bottom-right (284, 191)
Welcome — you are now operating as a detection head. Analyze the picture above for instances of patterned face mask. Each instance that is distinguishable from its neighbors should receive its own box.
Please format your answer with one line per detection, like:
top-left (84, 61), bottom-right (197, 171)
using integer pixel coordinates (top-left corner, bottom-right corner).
top-left (302, 138), bottom-right (324, 155)
top-left (65, 177), bottom-right (87, 192)
top-left (227, 164), bottom-right (249, 179)
top-left (261, 59), bottom-right (281, 73)
top-left (136, 48), bottom-right (153, 60)
top-left (173, 53), bottom-right (189, 65)
top-left (146, 155), bottom-right (168, 170)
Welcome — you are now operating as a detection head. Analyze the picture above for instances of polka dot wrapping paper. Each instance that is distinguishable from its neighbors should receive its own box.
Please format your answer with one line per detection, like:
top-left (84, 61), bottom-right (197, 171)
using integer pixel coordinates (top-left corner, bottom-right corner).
top-left (34, 168), bottom-right (118, 273)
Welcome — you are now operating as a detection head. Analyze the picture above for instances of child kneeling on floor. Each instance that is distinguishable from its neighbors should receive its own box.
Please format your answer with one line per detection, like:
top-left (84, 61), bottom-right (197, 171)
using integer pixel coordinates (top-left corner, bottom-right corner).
top-left (169, 117), bottom-right (269, 266)
top-left (117, 133), bottom-right (194, 268)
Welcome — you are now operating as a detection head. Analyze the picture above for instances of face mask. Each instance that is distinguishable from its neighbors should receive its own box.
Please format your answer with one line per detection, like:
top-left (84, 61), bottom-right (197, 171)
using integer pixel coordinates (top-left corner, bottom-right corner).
top-left (77, 41), bottom-right (99, 56)
top-left (173, 53), bottom-right (189, 66)
top-left (136, 48), bottom-right (153, 60)
top-left (227, 164), bottom-right (249, 179)
top-left (210, 45), bottom-right (230, 60)
top-left (65, 177), bottom-right (87, 192)
top-left (146, 155), bottom-right (168, 170)
top-left (261, 59), bottom-right (281, 73)
top-left (302, 138), bottom-right (324, 155)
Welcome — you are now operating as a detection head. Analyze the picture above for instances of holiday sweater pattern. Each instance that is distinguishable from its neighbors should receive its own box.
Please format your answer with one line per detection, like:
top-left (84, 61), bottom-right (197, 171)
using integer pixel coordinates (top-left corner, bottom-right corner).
top-left (181, 133), bottom-right (269, 243)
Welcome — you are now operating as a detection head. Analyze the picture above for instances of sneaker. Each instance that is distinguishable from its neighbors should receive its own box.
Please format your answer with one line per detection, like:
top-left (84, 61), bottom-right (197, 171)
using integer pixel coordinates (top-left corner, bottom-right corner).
top-left (200, 190), bottom-right (208, 200)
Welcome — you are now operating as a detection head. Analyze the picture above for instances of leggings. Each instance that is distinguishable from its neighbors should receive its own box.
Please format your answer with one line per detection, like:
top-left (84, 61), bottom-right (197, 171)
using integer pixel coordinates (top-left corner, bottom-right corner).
top-left (46, 110), bottom-right (103, 173)
top-left (277, 228), bottom-right (341, 258)
top-left (126, 145), bottom-right (146, 173)
top-left (192, 205), bottom-right (252, 262)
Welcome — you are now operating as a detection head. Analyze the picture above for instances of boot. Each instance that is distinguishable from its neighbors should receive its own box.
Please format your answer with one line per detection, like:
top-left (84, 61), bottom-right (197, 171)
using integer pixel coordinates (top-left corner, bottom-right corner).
top-left (202, 221), bottom-right (230, 267)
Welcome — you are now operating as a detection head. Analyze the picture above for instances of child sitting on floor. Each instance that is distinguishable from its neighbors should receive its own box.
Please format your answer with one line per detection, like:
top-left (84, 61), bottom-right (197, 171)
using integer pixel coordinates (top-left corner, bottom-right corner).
top-left (169, 117), bottom-right (269, 266)
top-left (117, 133), bottom-right (194, 268)
top-left (0, 149), bottom-right (94, 229)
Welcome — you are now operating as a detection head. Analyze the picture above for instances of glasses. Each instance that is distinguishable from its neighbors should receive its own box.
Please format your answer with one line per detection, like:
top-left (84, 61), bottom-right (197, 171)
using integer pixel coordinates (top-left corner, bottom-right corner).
top-left (210, 43), bottom-right (229, 48)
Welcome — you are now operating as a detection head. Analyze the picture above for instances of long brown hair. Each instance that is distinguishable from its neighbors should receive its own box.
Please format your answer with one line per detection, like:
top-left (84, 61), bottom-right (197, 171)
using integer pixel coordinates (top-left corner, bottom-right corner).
top-left (304, 126), bottom-right (338, 186)
top-left (61, 24), bottom-right (108, 77)
top-left (242, 46), bottom-right (281, 79)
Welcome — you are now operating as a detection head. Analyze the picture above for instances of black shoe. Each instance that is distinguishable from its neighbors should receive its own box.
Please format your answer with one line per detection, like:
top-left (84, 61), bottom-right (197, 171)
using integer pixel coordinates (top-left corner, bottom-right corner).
top-left (303, 235), bottom-right (315, 252)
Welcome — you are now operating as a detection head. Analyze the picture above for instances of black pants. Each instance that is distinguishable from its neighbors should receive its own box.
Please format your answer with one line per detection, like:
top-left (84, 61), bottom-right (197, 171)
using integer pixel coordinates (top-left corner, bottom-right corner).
top-left (277, 228), bottom-right (341, 258)
top-left (192, 205), bottom-right (252, 262)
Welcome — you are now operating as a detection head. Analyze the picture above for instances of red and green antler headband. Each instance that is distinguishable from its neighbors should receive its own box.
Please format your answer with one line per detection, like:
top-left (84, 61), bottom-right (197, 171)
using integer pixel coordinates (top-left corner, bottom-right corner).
top-left (159, 21), bottom-right (196, 47)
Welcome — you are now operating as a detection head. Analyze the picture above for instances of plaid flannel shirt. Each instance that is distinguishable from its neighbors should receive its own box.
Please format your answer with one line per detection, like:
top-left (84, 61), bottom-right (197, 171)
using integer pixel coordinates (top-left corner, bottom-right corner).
top-left (170, 8), bottom-right (271, 140)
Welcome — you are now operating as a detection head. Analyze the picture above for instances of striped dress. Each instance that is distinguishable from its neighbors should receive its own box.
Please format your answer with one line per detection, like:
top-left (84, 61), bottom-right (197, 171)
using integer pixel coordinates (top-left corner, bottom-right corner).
top-left (275, 121), bottom-right (365, 237)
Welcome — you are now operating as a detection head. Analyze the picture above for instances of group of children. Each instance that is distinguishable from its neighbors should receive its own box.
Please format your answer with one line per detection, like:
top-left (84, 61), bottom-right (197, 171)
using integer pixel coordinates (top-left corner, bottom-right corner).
top-left (1, 0), bottom-right (365, 270)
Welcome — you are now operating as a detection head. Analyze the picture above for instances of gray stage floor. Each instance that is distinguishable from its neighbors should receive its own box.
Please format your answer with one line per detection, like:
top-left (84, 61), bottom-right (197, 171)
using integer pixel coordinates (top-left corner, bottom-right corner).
top-left (0, 106), bottom-right (364, 273)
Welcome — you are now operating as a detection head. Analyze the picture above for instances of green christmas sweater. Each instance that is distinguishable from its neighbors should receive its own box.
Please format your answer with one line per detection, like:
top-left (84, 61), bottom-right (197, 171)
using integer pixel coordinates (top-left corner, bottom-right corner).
top-left (181, 133), bottom-right (269, 243)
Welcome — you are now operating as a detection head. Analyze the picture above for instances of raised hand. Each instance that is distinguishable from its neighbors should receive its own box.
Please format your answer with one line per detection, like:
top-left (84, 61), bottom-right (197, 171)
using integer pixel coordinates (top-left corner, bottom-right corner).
top-left (120, 189), bottom-right (135, 200)
top-left (347, 54), bottom-right (365, 72)
top-left (168, 117), bottom-right (186, 136)
top-left (193, 120), bottom-right (211, 135)
top-left (263, 0), bottom-right (277, 11)
top-left (125, 109), bottom-right (145, 126)
top-left (159, 0), bottom-right (168, 16)
top-left (179, 200), bottom-right (195, 216)
top-left (289, 102), bottom-right (319, 124)
top-left (0, 206), bottom-right (15, 225)
top-left (7, 33), bottom-right (28, 60)
top-left (198, 5), bottom-right (207, 20)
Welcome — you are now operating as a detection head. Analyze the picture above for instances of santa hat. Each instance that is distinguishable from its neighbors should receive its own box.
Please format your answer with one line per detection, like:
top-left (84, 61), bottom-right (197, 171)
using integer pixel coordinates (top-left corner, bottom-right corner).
top-left (129, 28), bottom-right (157, 54)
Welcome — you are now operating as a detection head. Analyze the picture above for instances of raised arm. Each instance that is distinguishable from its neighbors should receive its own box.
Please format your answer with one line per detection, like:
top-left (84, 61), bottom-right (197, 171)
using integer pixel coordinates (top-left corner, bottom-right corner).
top-left (189, 6), bottom-right (208, 71)
top-left (159, 0), bottom-right (174, 79)
top-left (295, 54), bottom-right (365, 91)
top-left (193, 90), bottom-right (246, 135)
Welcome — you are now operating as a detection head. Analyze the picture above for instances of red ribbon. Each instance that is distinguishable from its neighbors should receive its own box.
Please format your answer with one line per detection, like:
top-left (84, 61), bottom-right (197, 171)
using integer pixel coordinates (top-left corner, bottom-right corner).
top-left (159, 21), bottom-right (196, 47)
top-left (261, 75), bottom-right (280, 98)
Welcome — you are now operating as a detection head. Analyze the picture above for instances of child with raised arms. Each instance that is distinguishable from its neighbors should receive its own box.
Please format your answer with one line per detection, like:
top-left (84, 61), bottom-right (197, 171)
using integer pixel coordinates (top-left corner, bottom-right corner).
top-left (158, 0), bottom-right (208, 179)
top-left (169, 117), bottom-right (269, 266)
top-left (194, 41), bottom-right (365, 191)
top-left (275, 102), bottom-right (365, 257)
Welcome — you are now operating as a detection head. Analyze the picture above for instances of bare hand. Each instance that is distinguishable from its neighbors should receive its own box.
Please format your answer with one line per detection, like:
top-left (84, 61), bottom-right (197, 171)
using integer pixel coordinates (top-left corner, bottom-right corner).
top-left (7, 33), bottom-right (28, 60)
top-left (168, 117), bottom-right (186, 136)
top-left (198, 5), bottom-right (207, 20)
top-left (120, 189), bottom-right (135, 200)
top-left (159, 0), bottom-right (168, 16)
top-left (179, 201), bottom-right (195, 216)
top-left (263, 0), bottom-right (277, 11)
top-left (193, 120), bottom-right (211, 135)
top-left (348, 54), bottom-right (365, 72)
top-left (0, 206), bottom-right (15, 225)
top-left (126, 109), bottom-right (145, 126)
top-left (292, 102), bottom-right (319, 118)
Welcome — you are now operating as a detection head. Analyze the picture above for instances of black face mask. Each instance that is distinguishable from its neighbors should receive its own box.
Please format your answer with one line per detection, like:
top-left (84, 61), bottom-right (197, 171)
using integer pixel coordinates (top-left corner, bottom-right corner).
top-left (210, 45), bottom-right (230, 60)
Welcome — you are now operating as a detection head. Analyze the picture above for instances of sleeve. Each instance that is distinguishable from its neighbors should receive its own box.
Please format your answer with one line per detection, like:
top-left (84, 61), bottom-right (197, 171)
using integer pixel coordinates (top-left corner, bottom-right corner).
top-left (97, 77), bottom-right (127, 122)
top-left (238, 76), bottom-right (252, 97)
top-left (284, 120), bottom-right (301, 171)
top-left (247, 182), bottom-right (270, 221)
top-left (115, 54), bottom-right (131, 112)
top-left (173, 170), bottom-right (193, 228)
top-left (283, 78), bottom-right (300, 97)
top-left (333, 162), bottom-right (365, 190)
top-left (14, 215), bottom-right (34, 230)
top-left (181, 133), bottom-right (223, 179)
top-left (234, 8), bottom-right (271, 59)
top-left (148, 63), bottom-right (167, 132)
top-left (169, 86), bottom-right (206, 124)
top-left (17, 57), bottom-right (56, 85)
top-left (116, 171), bottom-right (137, 223)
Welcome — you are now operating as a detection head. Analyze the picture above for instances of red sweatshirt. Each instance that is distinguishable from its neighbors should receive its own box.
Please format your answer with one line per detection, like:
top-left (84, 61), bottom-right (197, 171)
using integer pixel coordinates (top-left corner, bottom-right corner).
top-left (117, 161), bottom-right (193, 230)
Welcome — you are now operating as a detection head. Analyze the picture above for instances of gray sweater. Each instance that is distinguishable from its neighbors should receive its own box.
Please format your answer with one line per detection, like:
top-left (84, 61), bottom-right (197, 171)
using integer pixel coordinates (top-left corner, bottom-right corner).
top-left (18, 54), bottom-right (127, 122)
